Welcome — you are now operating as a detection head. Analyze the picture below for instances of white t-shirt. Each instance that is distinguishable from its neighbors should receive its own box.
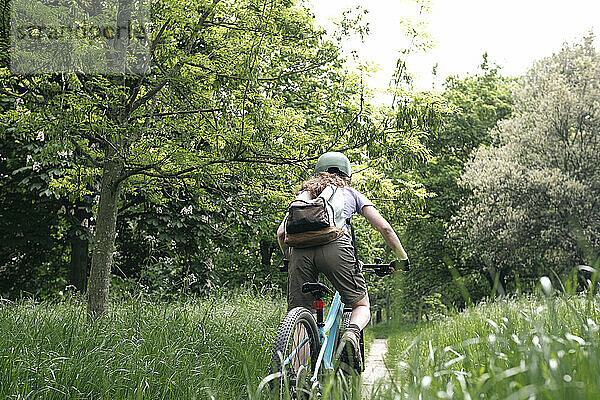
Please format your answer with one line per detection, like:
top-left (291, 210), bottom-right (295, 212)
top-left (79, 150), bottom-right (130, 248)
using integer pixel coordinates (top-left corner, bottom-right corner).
top-left (341, 187), bottom-right (374, 232)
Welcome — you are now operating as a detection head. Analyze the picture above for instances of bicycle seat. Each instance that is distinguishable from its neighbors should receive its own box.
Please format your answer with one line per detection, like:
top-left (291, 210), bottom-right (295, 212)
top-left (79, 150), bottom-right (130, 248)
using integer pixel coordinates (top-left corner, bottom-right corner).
top-left (302, 282), bottom-right (333, 299)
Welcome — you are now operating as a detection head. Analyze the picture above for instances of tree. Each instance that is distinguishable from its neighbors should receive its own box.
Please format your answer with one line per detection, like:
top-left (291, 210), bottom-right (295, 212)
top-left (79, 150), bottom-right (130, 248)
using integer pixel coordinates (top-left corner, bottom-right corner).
top-left (0, 96), bottom-right (94, 298)
top-left (0, 130), bottom-right (67, 298)
top-left (452, 35), bottom-right (600, 294)
top-left (392, 57), bottom-right (514, 317)
top-left (3, 0), bottom-right (390, 318)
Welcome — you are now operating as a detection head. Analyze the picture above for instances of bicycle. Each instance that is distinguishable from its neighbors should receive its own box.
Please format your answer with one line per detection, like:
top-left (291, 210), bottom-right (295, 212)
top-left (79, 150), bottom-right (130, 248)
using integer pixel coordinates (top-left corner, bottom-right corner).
top-left (269, 258), bottom-right (398, 399)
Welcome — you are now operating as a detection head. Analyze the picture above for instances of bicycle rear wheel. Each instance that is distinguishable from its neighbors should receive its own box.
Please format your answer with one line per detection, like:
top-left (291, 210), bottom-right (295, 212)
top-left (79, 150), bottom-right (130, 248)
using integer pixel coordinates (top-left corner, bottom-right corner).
top-left (270, 307), bottom-right (320, 399)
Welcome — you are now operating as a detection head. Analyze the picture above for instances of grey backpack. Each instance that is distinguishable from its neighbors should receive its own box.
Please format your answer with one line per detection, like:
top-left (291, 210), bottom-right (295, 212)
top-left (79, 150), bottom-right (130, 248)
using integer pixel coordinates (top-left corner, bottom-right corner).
top-left (284, 184), bottom-right (346, 248)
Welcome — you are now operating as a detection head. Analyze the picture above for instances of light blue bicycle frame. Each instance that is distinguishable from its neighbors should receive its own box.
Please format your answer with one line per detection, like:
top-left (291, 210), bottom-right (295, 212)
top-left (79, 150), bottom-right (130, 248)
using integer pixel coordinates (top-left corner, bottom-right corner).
top-left (310, 291), bottom-right (344, 382)
top-left (279, 292), bottom-right (345, 383)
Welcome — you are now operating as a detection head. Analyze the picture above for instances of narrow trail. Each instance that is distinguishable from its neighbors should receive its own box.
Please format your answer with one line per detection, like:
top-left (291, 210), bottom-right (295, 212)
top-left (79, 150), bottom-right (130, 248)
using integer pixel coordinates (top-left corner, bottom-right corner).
top-left (362, 339), bottom-right (391, 396)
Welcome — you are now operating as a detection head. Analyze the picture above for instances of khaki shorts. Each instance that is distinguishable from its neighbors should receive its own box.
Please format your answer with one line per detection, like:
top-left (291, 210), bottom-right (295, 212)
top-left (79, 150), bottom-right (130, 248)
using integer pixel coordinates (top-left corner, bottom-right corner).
top-left (287, 234), bottom-right (367, 311)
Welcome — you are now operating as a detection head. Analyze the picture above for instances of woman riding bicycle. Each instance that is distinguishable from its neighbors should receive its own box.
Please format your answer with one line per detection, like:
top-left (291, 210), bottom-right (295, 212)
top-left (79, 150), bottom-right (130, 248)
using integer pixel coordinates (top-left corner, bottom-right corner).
top-left (276, 151), bottom-right (409, 370)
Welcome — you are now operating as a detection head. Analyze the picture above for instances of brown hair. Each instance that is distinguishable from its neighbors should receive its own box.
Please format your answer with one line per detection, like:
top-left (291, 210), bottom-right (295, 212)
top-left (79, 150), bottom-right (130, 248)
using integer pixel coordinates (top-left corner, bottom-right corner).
top-left (298, 172), bottom-right (351, 198)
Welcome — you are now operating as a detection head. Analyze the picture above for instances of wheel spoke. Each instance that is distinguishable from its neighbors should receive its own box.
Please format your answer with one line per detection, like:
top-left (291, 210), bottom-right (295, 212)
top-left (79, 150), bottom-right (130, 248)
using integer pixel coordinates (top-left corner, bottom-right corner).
top-left (283, 336), bottom-right (311, 366)
top-left (289, 322), bottom-right (311, 374)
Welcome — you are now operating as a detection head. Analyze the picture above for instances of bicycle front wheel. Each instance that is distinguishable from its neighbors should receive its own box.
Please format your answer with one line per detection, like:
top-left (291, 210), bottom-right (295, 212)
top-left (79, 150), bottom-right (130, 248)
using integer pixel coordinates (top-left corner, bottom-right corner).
top-left (270, 307), bottom-right (320, 399)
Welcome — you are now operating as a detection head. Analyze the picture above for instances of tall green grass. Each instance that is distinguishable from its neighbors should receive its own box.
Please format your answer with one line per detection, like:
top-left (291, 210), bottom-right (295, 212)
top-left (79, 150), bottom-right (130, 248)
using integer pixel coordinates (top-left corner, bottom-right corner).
top-left (384, 289), bottom-right (600, 399)
top-left (0, 291), bottom-right (285, 399)
top-left (5, 286), bottom-right (599, 399)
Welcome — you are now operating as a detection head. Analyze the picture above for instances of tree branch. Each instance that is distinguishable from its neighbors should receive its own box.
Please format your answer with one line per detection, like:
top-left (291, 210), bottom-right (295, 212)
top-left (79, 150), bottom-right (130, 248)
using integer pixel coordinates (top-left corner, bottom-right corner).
top-left (136, 108), bottom-right (224, 118)
top-left (71, 138), bottom-right (103, 168)
top-left (185, 56), bottom-right (335, 82)
top-left (127, 0), bottom-right (221, 117)
top-left (200, 20), bottom-right (316, 41)
top-left (129, 166), bottom-right (198, 180)
top-left (124, 18), bottom-right (172, 117)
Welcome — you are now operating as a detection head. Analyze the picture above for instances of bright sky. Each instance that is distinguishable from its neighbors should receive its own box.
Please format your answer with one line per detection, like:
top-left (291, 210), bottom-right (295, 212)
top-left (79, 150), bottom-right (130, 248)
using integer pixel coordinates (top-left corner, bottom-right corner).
top-left (307, 0), bottom-right (600, 105)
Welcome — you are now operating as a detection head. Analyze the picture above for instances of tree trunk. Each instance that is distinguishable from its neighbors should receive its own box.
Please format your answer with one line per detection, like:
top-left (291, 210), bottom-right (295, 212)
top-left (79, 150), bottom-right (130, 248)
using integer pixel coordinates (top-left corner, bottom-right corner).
top-left (486, 265), bottom-right (506, 297)
top-left (69, 205), bottom-right (89, 292)
top-left (87, 151), bottom-right (123, 322)
top-left (260, 239), bottom-right (275, 269)
top-left (69, 236), bottom-right (88, 292)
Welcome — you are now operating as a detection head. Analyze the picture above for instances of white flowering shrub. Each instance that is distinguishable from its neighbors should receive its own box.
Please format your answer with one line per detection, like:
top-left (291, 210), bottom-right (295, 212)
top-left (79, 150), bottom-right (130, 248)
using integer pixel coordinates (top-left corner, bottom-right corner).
top-left (452, 35), bottom-right (600, 292)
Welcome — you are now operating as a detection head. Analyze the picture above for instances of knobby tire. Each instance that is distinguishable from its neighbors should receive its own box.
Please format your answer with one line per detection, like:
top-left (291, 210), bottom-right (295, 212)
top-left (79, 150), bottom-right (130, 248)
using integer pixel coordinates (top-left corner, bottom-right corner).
top-left (270, 307), bottom-right (320, 399)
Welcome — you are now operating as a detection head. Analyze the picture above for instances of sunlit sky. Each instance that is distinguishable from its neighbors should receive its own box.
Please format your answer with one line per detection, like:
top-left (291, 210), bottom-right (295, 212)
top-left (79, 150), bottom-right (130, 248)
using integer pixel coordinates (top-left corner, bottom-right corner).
top-left (307, 0), bottom-right (600, 105)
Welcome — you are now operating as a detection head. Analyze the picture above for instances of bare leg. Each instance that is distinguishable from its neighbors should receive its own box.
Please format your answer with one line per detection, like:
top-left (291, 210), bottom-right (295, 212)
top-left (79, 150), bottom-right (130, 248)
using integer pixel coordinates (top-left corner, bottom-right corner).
top-left (349, 293), bottom-right (370, 330)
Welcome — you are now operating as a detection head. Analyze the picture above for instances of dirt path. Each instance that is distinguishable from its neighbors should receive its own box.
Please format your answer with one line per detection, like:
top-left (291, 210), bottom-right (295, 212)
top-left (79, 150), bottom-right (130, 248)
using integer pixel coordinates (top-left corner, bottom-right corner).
top-left (362, 338), bottom-right (391, 396)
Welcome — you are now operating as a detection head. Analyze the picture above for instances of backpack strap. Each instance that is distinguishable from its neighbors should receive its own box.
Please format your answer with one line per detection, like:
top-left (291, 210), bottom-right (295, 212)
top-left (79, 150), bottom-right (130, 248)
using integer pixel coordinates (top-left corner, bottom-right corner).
top-left (319, 184), bottom-right (335, 201)
top-left (347, 218), bottom-right (361, 273)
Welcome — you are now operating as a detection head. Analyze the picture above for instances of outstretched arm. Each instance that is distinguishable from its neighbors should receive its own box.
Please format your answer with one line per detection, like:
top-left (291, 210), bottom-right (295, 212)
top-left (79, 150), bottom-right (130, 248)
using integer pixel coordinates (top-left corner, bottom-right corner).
top-left (362, 205), bottom-right (408, 261)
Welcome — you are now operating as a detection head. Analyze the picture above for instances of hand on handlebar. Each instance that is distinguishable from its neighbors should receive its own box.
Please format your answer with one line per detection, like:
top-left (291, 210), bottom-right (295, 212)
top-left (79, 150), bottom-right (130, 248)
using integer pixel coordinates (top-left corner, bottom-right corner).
top-left (387, 258), bottom-right (410, 274)
top-left (400, 258), bottom-right (410, 272)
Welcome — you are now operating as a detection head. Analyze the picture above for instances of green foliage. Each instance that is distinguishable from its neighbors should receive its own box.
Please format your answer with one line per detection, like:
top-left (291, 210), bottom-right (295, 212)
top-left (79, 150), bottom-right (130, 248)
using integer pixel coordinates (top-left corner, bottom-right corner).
top-left (1, 0), bottom-right (443, 306)
top-left (0, 125), bottom-right (71, 298)
top-left (0, 0), bottom-right (388, 301)
top-left (452, 36), bottom-right (600, 293)
top-left (396, 57), bottom-right (515, 318)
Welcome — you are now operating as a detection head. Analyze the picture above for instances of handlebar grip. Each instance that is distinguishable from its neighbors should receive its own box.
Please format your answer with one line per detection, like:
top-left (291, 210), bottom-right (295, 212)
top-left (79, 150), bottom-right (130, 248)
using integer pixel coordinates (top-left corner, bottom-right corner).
top-left (375, 265), bottom-right (393, 277)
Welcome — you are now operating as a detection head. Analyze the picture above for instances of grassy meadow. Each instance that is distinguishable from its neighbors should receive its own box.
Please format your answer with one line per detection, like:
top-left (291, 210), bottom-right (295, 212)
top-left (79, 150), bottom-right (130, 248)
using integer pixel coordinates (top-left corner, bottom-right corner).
top-left (0, 291), bottom-right (285, 399)
top-left (383, 290), bottom-right (600, 399)
top-left (2, 287), bottom-right (600, 399)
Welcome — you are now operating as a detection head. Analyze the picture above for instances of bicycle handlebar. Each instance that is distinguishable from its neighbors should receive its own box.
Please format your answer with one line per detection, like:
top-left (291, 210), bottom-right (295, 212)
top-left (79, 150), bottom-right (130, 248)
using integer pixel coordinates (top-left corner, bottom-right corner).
top-left (361, 259), bottom-right (396, 276)
top-left (362, 258), bottom-right (410, 275)
top-left (280, 258), bottom-right (408, 274)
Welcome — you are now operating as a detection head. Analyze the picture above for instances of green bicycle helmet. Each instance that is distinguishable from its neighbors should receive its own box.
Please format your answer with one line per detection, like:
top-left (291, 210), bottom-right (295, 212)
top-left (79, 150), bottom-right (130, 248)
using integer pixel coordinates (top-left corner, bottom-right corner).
top-left (314, 152), bottom-right (352, 177)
